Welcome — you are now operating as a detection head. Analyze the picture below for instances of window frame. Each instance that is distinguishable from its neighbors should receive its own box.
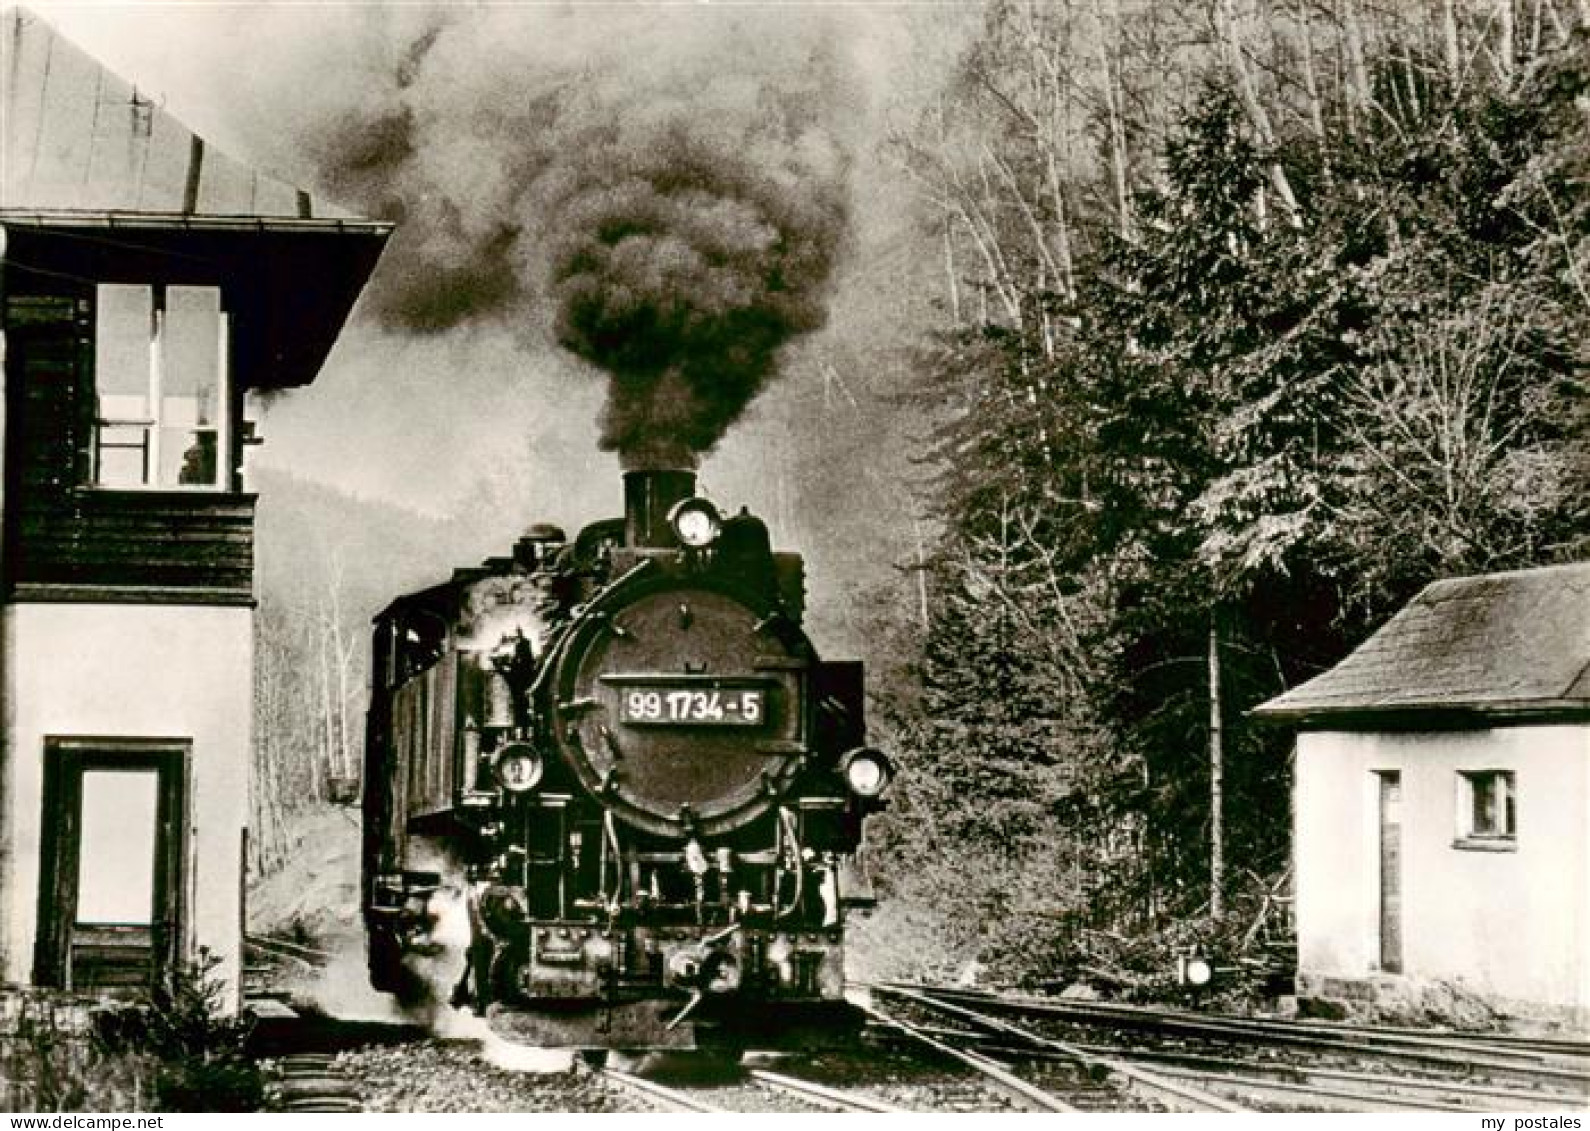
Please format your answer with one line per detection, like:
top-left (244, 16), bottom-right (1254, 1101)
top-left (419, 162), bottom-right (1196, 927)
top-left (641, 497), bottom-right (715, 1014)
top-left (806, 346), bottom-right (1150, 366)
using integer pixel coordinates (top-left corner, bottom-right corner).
top-left (1454, 768), bottom-right (1517, 852)
top-left (89, 282), bottom-right (231, 493)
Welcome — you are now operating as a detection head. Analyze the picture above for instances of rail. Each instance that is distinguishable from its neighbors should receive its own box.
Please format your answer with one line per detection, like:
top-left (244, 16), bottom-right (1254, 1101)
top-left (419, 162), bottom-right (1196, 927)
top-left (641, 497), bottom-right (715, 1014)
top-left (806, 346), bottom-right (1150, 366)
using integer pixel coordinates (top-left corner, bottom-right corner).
top-left (855, 996), bottom-right (1080, 1112)
top-left (748, 1068), bottom-right (909, 1112)
top-left (1064, 1041), bottom-right (1589, 1111)
top-left (600, 1067), bottom-right (727, 1113)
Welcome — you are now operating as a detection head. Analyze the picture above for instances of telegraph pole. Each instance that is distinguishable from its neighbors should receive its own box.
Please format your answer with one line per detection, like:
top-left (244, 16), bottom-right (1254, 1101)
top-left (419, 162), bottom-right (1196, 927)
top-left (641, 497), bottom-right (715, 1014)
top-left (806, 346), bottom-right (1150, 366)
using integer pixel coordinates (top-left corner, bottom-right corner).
top-left (1209, 619), bottom-right (1225, 920)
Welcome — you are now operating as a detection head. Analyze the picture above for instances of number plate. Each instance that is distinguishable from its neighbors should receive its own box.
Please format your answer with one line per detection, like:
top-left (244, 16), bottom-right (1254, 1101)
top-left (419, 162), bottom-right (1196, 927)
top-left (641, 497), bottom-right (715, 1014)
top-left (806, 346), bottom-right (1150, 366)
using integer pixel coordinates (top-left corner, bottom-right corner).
top-left (618, 686), bottom-right (766, 726)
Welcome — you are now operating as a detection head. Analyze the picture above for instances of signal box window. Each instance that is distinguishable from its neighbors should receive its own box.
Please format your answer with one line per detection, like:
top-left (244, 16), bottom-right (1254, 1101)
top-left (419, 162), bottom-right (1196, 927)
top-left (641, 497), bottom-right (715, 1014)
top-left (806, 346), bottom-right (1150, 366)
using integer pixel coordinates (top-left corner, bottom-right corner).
top-left (93, 284), bottom-right (228, 489)
top-left (1455, 770), bottom-right (1516, 850)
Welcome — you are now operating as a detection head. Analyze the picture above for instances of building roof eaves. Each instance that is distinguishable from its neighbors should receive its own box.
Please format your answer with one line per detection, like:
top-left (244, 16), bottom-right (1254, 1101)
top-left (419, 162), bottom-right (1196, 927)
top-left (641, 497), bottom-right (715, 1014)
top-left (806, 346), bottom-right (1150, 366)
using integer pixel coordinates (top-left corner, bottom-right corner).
top-left (1254, 699), bottom-right (1590, 728)
top-left (0, 208), bottom-right (392, 237)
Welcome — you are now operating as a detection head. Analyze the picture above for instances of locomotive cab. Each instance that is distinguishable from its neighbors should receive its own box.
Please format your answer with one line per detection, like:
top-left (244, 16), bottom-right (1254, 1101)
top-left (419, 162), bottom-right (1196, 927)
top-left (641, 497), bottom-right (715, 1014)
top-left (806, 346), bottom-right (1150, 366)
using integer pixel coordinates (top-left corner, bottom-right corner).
top-left (362, 469), bottom-right (889, 1050)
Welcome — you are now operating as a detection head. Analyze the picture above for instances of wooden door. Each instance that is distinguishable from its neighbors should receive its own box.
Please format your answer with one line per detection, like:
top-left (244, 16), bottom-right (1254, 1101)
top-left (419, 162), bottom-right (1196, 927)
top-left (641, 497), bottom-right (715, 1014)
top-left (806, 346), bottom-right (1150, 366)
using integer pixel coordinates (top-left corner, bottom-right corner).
top-left (1377, 771), bottom-right (1403, 974)
top-left (35, 740), bottom-right (187, 992)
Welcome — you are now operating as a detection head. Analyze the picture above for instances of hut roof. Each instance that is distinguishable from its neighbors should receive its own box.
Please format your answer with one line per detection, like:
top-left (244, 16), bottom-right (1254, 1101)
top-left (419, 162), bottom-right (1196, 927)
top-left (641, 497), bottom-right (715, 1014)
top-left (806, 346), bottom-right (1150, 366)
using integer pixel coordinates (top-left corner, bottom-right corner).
top-left (1253, 562), bottom-right (1590, 724)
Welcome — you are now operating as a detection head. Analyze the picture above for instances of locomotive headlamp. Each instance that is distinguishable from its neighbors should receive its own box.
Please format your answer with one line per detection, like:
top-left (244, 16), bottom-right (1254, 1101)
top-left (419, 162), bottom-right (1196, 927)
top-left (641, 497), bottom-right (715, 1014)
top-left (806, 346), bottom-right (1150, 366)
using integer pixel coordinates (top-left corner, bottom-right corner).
top-left (667, 497), bottom-right (722, 548)
top-left (841, 747), bottom-right (893, 799)
top-left (492, 743), bottom-right (544, 793)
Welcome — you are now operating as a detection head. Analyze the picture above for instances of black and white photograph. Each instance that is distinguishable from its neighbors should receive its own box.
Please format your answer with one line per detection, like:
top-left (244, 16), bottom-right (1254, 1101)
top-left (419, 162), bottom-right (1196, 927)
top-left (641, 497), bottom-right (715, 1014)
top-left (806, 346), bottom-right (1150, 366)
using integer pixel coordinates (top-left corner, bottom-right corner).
top-left (0, 0), bottom-right (1587, 1115)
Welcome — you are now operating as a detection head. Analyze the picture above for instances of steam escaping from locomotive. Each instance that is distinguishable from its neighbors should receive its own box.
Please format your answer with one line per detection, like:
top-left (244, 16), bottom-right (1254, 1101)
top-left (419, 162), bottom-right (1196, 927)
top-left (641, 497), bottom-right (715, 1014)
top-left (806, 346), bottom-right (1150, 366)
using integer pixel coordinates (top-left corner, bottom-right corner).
top-left (301, 7), bottom-right (854, 467)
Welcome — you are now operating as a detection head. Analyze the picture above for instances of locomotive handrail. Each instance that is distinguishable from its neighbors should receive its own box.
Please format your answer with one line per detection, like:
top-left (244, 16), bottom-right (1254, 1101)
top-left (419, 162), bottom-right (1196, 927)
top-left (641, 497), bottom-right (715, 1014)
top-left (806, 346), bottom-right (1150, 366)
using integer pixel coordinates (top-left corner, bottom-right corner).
top-left (773, 807), bottom-right (805, 921)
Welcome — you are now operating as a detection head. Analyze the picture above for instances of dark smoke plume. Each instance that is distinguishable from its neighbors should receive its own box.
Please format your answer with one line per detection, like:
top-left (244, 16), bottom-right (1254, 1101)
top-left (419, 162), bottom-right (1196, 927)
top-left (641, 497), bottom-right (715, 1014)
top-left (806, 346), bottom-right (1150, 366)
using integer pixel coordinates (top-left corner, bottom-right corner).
top-left (545, 125), bottom-right (845, 467)
top-left (303, 9), bottom-right (854, 467)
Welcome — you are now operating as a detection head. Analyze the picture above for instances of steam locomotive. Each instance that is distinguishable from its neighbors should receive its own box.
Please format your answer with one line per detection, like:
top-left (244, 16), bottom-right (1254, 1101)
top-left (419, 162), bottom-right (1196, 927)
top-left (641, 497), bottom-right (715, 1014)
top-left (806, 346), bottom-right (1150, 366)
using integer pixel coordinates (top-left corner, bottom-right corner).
top-left (361, 468), bottom-right (891, 1052)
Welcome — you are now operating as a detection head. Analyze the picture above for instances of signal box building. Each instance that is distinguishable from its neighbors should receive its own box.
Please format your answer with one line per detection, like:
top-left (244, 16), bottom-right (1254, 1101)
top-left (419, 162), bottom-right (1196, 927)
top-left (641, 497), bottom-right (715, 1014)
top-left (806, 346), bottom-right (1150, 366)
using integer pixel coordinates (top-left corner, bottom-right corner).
top-left (1254, 563), bottom-right (1590, 1027)
top-left (0, 9), bottom-right (388, 1006)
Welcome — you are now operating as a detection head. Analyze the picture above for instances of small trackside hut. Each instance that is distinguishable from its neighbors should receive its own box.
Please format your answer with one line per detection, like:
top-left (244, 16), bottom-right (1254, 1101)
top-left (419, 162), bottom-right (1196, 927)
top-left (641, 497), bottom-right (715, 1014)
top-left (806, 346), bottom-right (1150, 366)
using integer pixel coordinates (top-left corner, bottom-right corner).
top-left (1254, 562), bottom-right (1590, 1027)
top-left (0, 8), bottom-right (389, 1008)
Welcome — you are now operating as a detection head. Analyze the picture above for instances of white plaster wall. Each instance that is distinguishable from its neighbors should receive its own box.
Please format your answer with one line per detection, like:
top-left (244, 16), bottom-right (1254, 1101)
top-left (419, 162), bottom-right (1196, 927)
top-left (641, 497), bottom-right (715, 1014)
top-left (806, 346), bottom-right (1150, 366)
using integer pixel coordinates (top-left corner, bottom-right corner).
top-left (1, 229), bottom-right (10, 988)
top-left (0, 603), bottom-right (10, 980)
top-left (1295, 727), bottom-right (1590, 1011)
top-left (1, 602), bottom-right (251, 1011)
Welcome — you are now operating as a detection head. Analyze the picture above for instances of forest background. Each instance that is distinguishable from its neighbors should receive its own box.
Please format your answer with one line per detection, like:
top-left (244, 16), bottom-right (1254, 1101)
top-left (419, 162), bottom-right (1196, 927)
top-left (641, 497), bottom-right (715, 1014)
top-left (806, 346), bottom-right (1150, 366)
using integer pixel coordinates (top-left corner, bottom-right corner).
top-left (241, 0), bottom-right (1590, 992)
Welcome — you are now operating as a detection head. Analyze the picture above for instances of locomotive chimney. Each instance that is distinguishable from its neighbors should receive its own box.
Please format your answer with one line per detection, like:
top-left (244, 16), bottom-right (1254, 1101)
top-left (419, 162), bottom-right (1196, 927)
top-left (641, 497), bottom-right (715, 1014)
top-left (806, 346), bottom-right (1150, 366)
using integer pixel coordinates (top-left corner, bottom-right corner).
top-left (624, 468), bottom-right (696, 548)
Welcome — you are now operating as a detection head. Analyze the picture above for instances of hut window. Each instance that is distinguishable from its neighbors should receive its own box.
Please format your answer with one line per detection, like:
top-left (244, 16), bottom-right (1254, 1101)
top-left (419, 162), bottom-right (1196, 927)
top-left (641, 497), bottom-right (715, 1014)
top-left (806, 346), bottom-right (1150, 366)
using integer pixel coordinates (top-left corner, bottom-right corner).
top-left (1456, 770), bottom-right (1516, 847)
top-left (92, 283), bottom-right (228, 490)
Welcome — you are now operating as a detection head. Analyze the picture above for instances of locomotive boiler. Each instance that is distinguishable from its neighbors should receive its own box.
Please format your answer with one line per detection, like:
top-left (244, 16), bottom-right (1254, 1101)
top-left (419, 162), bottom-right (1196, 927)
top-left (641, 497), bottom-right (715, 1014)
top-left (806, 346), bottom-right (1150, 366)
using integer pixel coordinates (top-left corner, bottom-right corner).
top-left (361, 468), bottom-right (891, 1052)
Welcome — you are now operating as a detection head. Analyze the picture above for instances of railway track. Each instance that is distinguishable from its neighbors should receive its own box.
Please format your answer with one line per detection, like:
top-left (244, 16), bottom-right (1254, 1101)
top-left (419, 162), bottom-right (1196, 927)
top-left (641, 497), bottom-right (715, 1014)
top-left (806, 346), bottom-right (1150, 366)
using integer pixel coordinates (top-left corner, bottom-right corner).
top-left (245, 999), bottom-right (432, 1112)
top-left (869, 984), bottom-right (1249, 1113)
top-left (244, 957), bottom-right (1587, 1113)
top-left (596, 1061), bottom-right (912, 1113)
top-left (242, 932), bottom-right (334, 998)
top-left (912, 982), bottom-right (1590, 1069)
top-left (878, 982), bottom-right (1590, 1114)
top-left (273, 1052), bottom-right (365, 1113)
top-left (247, 997), bottom-right (955, 1112)
top-left (857, 997), bottom-right (1085, 1112)
top-left (244, 932), bottom-right (335, 969)
top-left (1061, 1040), bottom-right (1589, 1112)
top-left (249, 998), bottom-right (1157, 1111)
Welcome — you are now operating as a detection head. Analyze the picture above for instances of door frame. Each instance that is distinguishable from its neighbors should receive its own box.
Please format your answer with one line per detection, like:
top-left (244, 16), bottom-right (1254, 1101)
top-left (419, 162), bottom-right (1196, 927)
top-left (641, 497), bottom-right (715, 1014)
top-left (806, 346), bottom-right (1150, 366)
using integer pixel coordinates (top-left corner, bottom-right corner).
top-left (1375, 769), bottom-right (1403, 975)
top-left (33, 736), bottom-right (190, 990)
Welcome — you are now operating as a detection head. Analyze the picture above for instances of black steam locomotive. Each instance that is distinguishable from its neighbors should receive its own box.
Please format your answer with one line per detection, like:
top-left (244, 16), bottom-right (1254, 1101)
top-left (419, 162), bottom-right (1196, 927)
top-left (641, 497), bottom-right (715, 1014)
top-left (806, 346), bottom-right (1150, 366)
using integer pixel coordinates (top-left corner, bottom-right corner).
top-left (361, 469), bottom-right (891, 1051)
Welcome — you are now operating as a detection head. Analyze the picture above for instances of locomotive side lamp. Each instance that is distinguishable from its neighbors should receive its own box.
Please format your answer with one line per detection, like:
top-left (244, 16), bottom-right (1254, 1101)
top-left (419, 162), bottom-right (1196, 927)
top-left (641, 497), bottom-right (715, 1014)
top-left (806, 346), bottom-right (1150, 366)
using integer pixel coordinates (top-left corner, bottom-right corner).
top-left (840, 747), bottom-right (894, 798)
top-left (667, 497), bottom-right (723, 548)
top-left (493, 742), bottom-right (545, 793)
